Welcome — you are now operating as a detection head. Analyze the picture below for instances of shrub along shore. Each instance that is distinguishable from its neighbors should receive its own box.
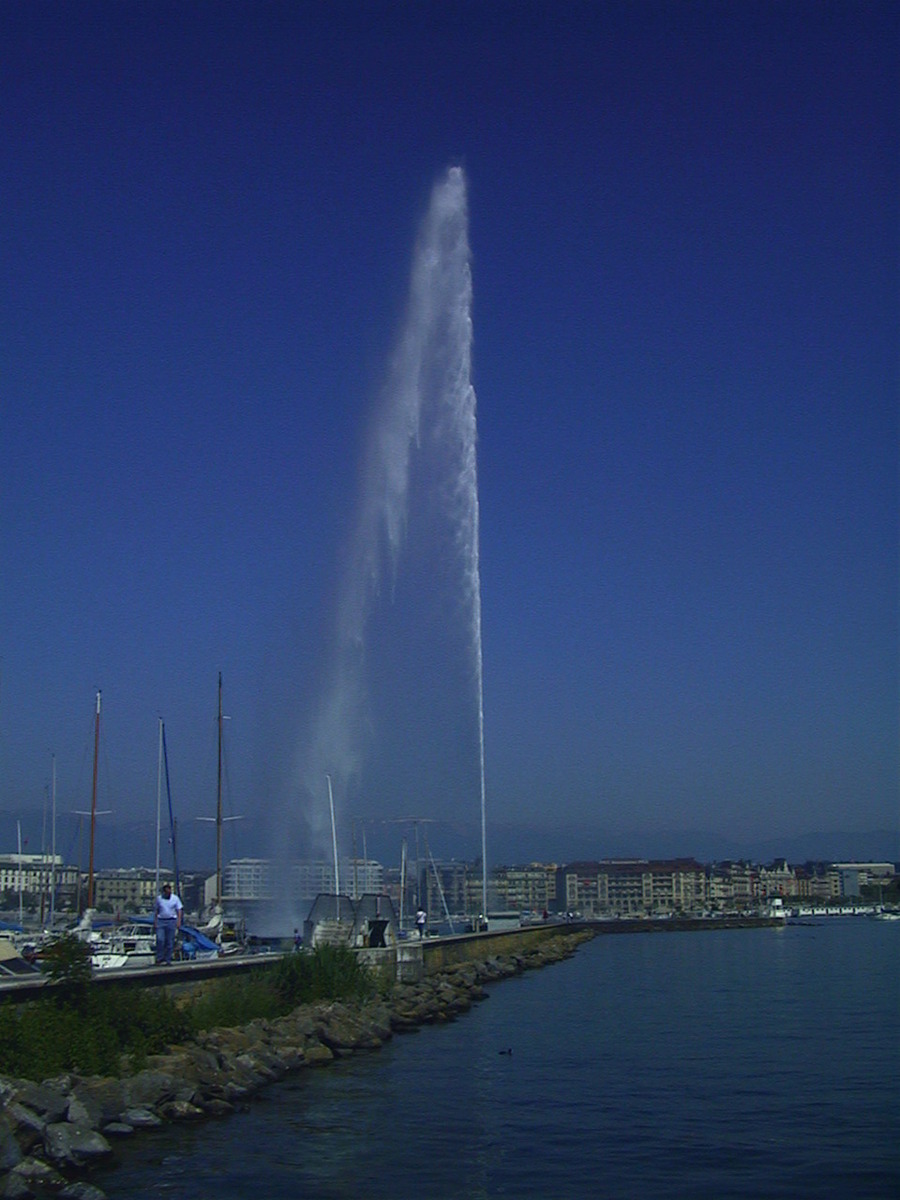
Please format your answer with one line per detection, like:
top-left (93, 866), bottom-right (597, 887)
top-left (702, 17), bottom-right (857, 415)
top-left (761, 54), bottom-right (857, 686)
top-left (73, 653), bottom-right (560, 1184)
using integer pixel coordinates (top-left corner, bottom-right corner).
top-left (0, 930), bottom-right (594, 1199)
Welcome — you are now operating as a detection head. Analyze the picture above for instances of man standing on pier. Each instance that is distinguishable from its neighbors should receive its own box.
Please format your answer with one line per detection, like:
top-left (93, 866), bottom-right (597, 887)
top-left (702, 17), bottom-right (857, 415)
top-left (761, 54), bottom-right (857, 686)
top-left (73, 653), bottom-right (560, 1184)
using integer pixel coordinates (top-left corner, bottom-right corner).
top-left (154, 881), bottom-right (183, 965)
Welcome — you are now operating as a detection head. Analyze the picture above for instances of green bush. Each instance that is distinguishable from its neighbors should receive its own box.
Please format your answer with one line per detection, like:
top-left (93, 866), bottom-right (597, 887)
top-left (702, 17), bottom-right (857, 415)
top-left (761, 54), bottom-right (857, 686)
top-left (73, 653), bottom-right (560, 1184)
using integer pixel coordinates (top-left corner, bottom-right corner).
top-left (0, 981), bottom-right (191, 1080)
top-left (185, 946), bottom-right (376, 1034)
top-left (186, 971), bottom-right (283, 1032)
top-left (39, 934), bottom-right (92, 993)
top-left (271, 943), bottom-right (375, 1006)
top-left (0, 945), bottom-right (377, 1080)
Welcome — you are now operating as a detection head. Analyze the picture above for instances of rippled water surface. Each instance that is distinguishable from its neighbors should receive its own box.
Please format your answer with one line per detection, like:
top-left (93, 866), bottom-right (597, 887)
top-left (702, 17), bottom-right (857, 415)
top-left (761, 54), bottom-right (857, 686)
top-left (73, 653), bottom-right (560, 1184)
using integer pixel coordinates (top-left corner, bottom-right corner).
top-left (96, 919), bottom-right (900, 1199)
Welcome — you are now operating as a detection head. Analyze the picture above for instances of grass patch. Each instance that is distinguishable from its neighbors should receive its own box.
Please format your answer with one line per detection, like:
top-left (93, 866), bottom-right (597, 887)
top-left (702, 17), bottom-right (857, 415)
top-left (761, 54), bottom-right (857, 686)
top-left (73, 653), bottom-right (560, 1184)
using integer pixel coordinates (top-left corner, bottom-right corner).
top-left (185, 972), bottom-right (283, 1031)
top-left (0, 984), bottom-right (191, 1080)
top-left (187, 944), bottom-right (377, 1032)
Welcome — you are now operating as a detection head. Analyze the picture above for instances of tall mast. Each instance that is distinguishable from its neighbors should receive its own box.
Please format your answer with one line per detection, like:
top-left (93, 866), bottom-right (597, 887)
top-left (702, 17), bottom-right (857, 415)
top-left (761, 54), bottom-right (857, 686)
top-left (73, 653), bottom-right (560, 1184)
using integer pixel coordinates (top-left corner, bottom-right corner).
top-left (216, 672), bottom-right (223, 907)
top-left (87, 689), bottom-right (101, 909)
top-left (49, 753), bottom-right (57, 927)
top-left (17, 820), bottom-right (23, 926)
top-left (326, 773), bottom-right (340, 897)
top-left (155, 718), bottom-right (163, 896)
top-left (162, 723), bottom-right (179, 894)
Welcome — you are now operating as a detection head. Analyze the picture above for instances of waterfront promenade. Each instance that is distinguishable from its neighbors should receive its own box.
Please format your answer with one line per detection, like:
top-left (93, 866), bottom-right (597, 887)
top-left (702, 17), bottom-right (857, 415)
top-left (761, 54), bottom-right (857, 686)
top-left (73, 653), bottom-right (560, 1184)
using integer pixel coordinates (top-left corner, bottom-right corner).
top-left (0, 912), bottom-right (787, 1002)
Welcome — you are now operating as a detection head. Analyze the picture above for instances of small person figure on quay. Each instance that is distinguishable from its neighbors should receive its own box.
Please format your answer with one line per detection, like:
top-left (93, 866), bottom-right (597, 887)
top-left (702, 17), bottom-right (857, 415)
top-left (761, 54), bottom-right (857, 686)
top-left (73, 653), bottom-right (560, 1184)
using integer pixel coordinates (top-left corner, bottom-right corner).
top-left (415, 908), bottom-right (427, 938)
top-left (154, 881), bottom-right (183, 965)
top-left (293, 928), bottom-right (302, 952)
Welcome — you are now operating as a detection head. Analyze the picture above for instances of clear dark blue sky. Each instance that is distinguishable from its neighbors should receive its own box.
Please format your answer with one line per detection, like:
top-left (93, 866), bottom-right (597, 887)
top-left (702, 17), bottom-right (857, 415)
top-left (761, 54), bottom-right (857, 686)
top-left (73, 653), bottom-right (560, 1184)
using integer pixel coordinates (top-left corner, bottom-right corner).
top-left (2, 1), bottom-right (897, 868)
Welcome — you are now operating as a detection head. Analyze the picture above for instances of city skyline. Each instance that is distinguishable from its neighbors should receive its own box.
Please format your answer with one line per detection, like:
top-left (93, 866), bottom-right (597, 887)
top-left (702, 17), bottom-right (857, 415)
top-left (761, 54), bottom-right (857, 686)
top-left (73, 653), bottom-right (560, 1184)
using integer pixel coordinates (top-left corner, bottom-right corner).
top-left (2, 3), bottom-right (897, 866)
top-left (0, 809), bottom-right (895, 881)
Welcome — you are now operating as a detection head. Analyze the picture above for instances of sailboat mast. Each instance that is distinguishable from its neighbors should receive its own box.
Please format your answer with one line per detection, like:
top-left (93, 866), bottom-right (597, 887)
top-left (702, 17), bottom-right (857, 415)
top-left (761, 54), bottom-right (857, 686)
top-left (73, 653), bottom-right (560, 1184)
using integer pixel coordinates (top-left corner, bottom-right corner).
top-left (216, 672), bottom-right (223, 907)
top-left (17, 820), bottom-right (23, 926)
top-left (162, 723), bottom-right (179, 893)
top-left (326, 773), bottom-right (340, 897)
top-left (49, 753), bottom-right (57, 927)
top-left (87, 689), bottom-right (101, 909)
top-left (155, 718), bottom-right (163, 897)
top-left (399, 837), bottom-right (407, 932)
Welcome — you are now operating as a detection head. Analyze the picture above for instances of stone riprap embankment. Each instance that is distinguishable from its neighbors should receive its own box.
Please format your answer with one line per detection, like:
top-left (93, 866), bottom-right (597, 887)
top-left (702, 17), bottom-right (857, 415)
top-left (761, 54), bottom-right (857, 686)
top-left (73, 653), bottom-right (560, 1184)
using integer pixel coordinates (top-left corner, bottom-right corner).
top-left (0, 931), bottom-right (592, 1199)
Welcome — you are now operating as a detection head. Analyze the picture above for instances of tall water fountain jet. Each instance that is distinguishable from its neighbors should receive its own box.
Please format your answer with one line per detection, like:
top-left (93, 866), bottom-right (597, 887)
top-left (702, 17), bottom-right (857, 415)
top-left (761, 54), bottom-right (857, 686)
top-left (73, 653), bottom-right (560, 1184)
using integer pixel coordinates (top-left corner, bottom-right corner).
top-left (299, 166), bottom-right (488, 918)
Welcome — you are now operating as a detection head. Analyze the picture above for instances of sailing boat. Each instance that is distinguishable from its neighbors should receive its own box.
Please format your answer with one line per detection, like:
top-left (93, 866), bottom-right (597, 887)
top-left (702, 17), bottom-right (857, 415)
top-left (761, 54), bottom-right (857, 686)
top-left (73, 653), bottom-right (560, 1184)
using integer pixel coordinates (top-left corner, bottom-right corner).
top-left (91, 719), bottom-right (218, 971)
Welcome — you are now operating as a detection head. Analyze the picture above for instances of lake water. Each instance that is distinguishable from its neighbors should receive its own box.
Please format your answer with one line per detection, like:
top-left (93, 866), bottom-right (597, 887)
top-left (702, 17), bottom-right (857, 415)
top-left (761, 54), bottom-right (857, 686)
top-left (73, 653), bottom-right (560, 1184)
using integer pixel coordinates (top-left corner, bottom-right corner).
top-left (96, 918), bottom-right (899, 1198)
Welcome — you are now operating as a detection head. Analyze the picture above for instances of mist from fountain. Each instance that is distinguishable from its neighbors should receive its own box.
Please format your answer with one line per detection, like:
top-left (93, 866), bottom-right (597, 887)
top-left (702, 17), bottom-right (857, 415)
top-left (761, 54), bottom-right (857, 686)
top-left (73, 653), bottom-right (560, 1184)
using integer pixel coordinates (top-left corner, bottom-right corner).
top-left (293, 166), bottom-right (487, 916)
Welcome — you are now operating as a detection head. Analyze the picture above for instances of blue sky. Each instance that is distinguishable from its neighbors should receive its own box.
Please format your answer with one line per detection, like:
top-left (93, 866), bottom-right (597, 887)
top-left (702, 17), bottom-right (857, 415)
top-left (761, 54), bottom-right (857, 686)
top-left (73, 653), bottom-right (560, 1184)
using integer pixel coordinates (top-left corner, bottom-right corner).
top-left (1, 1), bottom-right (897, 870)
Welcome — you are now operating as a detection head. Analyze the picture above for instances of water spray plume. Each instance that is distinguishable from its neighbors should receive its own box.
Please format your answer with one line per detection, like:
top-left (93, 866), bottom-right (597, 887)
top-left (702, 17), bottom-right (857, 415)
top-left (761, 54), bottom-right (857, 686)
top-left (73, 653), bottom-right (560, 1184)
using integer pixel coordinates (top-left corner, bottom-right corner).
top-left (297, 166), bottom-right (487, 917)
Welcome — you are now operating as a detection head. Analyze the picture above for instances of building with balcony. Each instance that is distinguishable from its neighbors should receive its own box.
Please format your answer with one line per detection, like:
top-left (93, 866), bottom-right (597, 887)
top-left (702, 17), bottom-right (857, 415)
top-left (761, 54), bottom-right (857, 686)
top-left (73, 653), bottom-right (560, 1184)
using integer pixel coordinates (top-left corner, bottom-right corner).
top-left (758, 859), bottom-right (798, 898)
top-left (91, 868), bottom-right (171, 914)
top-left (219, 857), bottom-right (387, 930)
top-left (492, 864), bottom-right (558, 914)
top-left (708, 861), bottom-right (760, 909)
top-left (0, 853), bottom-right (80, 914)
top-left (560, 859), bottom-right (708, 916)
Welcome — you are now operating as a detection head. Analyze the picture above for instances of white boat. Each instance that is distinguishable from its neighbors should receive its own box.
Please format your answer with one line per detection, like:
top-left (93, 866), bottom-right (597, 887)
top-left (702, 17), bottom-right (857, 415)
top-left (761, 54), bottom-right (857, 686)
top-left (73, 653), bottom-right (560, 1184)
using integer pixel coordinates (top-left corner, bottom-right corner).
top-left (873, 909), bottom-right (900, 922)
top-left (68, 909), bottom-right (154, 971)
top-left (87, 917), bottom-right (220, 970)
top-left (90, 922), bottom-right (157, 970)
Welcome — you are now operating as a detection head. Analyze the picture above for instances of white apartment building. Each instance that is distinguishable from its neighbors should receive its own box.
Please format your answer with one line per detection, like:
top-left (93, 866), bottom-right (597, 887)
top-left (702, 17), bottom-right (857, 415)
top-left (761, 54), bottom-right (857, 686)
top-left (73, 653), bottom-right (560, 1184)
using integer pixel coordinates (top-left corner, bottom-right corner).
top-left (0, 853), bottom-right (80, 911)
top-left (222, 857), bottom-right (385, 903)
top-left (92, 867), bottom-right (173, 914)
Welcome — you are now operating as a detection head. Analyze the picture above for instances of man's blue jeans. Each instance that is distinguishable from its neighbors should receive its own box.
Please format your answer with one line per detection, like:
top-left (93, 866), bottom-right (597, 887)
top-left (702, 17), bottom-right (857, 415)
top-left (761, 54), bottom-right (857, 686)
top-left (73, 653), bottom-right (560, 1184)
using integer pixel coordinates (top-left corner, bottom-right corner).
top-left (156, 919), bottom-right (177, 964)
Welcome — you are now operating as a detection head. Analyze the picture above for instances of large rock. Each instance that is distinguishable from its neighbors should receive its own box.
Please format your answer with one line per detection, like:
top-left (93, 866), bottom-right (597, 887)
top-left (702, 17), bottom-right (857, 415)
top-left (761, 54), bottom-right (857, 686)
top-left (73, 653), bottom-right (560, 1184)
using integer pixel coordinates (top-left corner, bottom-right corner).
top-left (42, 1124), bottom-right (111, 1169)
top-left (124, 1071), bottom-right (177, 1111)
top-left (3, 1104), bottom-right (45, 1147)
top-left (99, 1123), bottom-right (133, 1137)
top-left (316, 1009), bottom-right (382, 1052)
top-left (0, 1117), bottom-right (22, 1172)
top-left (157, 1099), bottom-right (204, 1121)
top-left (68, 1080), bottom-right (127, 1128)
top-left (302, 1042), bottom-right (334, 1066)
top-left (0, 1170), bottom-right (33, 1198)
top-left (59, 1183), bottom-right (109, 1200)
top-left (5, 1154), bottom-right (66, 1193)
top-left (10, 1084), bottom-right (68, 1123)
top-left (66, 1095), bottom-right (101, 1129)
top-left (119, 1108), bottom-right (162, 1129)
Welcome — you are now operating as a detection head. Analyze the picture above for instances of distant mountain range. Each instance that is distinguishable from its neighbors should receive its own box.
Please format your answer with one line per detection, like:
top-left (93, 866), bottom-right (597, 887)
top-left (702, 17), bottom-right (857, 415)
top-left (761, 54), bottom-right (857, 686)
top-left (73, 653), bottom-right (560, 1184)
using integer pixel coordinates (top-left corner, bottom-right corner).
top-left (0, 809), bottom-right (896, 872)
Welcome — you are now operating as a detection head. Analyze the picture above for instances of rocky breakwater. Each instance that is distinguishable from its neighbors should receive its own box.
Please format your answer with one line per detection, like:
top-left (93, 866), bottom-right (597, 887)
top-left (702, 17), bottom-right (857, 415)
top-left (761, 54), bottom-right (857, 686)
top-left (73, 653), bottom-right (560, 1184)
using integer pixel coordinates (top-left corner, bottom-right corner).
top-left (0, 930), bottom-right (592, 1198)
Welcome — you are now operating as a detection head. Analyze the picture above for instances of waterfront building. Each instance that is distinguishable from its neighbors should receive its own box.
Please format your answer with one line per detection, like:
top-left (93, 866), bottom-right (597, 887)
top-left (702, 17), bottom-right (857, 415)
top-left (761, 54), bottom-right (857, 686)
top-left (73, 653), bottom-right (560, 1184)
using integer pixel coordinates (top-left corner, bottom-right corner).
top-left (220, 857), bottom-right (386, 928)
top-left (832, 862), bottom-right (896, 893)
top-left (792, 863), bottom-right (840, 901)
top-left (708, 861), bottom-right (760, 909)
top-left (222, 858), bottom-right (383, 903)
top-left (421, 861), bottom-right (469, 923)
top-left (758, 859), bottom-right (798, 898)
top-left (561, 860), bottom-right (614, 915)
top-left (560, 859), bottom-right (707, 917)
top-left (85, 869), bottom-right (206, 916)
top-left (91, 867), bottom-right (171, 914)
top-left (0, 853), bottom-right (79, 914)
top-left (223, 858), bottom-right (271, 901)
top-left (491, 864), bottom-right (558, 914)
